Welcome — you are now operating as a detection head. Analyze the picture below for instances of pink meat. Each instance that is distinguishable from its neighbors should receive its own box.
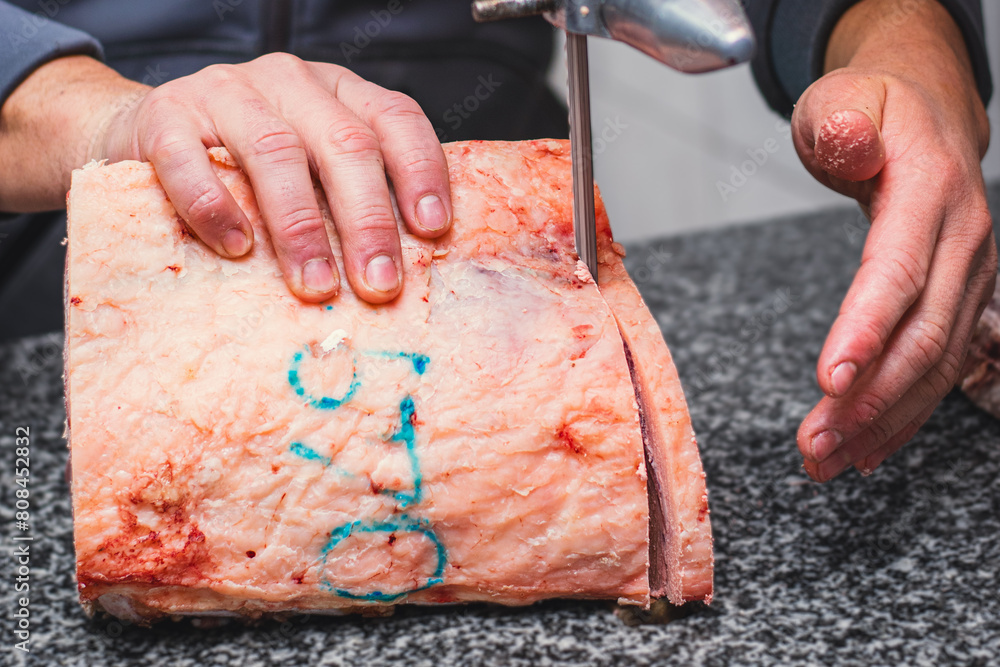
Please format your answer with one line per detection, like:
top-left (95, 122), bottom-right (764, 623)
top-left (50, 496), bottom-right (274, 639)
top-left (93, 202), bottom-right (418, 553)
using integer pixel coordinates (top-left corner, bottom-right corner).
top-left (65, 140), bottom-right (711, 619)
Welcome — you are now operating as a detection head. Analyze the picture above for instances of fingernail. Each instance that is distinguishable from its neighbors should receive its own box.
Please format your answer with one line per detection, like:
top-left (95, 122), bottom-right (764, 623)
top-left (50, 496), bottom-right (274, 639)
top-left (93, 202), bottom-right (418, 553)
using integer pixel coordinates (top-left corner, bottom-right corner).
top-left (416, 194), bottom-right (448, 232)
top-left (829, 361), bottom-right (857, 396)
top-left (809, 429), bottom-right (842, 461)
top-left (302, 258), bottom-right (336, 294)
top-left (223, 228), bottom-right (249, 257)
top-left (365, 255), bottom-right (399, 293)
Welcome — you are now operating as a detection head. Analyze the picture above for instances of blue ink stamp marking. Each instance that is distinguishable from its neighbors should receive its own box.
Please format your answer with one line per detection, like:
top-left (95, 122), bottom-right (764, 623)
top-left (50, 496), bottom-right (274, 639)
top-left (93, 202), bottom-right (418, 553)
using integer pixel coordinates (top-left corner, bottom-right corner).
top-left (285, 343), bottom-right (445, 599)
top-left (361, 350), bottom-right (429, 375)
top-left (381, 395), bottom-right (423, 508)
top-left (289, 441), bottom-right (331, 466)
top-left (288, 347), bottom-right (361, 410)
top-left (319, 516), bottom-right (446, 601)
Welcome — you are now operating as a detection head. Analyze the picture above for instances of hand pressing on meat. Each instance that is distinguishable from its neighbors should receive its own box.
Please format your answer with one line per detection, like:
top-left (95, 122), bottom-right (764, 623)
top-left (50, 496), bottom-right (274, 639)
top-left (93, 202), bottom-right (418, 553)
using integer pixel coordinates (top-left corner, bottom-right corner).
top-left (792, 0), bottom-right (996, 481)
top-left (0, 53), bottom-right (452, 303)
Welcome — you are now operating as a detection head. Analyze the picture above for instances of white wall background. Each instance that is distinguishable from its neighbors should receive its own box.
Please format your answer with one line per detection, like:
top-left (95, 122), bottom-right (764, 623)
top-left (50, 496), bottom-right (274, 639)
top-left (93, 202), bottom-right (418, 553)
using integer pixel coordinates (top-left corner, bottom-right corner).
top-left (548, 3), bottom-right (1000, 242)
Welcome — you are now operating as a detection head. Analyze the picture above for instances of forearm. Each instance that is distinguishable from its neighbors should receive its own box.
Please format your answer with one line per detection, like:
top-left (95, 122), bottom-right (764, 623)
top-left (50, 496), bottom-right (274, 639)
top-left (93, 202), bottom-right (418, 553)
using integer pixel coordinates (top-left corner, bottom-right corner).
top-left (0, 56), bottom-right (148, 212)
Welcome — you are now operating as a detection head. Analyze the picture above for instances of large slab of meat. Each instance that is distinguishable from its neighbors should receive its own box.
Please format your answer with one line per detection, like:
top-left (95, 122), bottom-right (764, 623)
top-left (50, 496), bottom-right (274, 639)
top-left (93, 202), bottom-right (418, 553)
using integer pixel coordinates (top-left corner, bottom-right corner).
top-left (65, 140), bottom-right (711, 621)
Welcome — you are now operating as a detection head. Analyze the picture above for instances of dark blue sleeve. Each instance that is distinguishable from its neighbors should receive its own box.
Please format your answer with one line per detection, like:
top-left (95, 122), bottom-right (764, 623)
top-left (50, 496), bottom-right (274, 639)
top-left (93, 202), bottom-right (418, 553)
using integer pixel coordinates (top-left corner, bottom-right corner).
top-left (745, 0), bottom-right (992, 117)
top-left (0, 1), bottom-right (103, 108)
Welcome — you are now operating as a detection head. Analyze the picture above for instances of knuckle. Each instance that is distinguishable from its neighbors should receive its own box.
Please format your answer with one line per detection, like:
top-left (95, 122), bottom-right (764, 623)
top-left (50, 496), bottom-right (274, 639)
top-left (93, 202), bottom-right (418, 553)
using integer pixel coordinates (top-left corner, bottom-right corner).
top-left (146, 131), bottom-right (190, 165)
top-left (186, 183), bottom-right (229, 225)
top-left (248, 122), bottom-right (305, 163)
top-left (140, 89), bottom-right (183, 124)
top-left (342, 207), bottom-right (398, 236)
top-left (929, 348), bottom-right (963, 391)
top-left (393, 145), bottom-right (444, 177)
top-left (324, 121), bottom-right (381, 161)
top-left (865, 416), bottom-right (896, 447)
top-left (876, 248), bottom-right (926, 303)
top-left (908, 315), bottom-right (950, 372)
top-left (256, 52), bottom-right (308, 75)
top-left (275, 205), bottom-right (326, 238)
top-left (375, 90), bottom-right (424, 119)
top-left (199, 63), bottom-right (241, 87)
top-left (854, 394), bottom-right (888, 425)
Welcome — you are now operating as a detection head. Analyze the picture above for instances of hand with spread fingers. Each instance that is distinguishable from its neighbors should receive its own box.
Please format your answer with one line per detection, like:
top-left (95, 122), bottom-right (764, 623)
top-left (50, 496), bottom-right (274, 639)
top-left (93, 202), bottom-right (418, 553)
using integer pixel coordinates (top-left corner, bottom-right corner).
top-left (792, 0), bottom-right (996, 481)
top-left (1, 53), bottom-right (452, 305)
top-left (96, 53), bottom-right (454, 304)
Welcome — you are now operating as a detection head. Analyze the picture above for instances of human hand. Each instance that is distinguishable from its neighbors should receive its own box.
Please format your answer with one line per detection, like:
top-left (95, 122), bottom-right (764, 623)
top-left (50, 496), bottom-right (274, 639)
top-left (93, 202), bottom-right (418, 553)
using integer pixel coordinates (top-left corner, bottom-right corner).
top-left (790, 0), bottom-right (996, 481)
top-left (89, 53), bottom-right (452, 303)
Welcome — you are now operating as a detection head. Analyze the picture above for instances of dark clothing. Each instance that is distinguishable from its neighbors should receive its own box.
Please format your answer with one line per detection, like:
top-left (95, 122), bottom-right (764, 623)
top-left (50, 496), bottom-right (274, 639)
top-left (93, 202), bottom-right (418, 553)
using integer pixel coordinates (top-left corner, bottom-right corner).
top-left (0, 0), bottom-right (991, 339)
top-left (746, 0), bottom-right (992, 116)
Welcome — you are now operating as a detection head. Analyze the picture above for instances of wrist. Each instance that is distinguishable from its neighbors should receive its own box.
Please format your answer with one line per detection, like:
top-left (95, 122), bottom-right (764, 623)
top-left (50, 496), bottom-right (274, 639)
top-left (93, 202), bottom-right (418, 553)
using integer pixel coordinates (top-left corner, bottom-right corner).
top-left (0, 56), bottom-right (148, 211)
top-left (825, 0), bottom-right (988, 157)
top-left (826, 0), bottom-right (967, 72)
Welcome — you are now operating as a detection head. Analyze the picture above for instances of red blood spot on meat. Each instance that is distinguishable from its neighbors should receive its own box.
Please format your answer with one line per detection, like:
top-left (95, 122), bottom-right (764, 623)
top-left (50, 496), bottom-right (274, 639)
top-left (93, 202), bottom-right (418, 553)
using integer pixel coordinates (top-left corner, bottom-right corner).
top-left (556, 426), bottom-right (585, 455)
top-left (70, 296), bottom-right (82, 306)
top-left (76, 464), bottom-right (212, 600)
top-left (388, 534), bottom-right (396, 546)
top-left (271, 464), bottom-right (280, 474)
top-left (166, 265), bottom-right (180, 273)
top-left (697, 505), bottom-right (708, 522)
top-left (292, 574), bottom-right (305, 584)
top-left (246, 550), bottom-right (256, 558)
top-left (370, 479), bottom-right (384, 494)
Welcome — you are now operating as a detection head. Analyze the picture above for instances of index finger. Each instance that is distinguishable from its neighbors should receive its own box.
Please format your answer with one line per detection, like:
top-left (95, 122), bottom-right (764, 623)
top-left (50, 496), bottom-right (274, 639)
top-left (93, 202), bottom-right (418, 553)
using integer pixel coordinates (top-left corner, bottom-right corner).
top-left (313, 67), bottom-right (452, 238)
top-left (815, 162), bottom-right (947, 398)
top-left (211, 96), bottom-right (340, 302)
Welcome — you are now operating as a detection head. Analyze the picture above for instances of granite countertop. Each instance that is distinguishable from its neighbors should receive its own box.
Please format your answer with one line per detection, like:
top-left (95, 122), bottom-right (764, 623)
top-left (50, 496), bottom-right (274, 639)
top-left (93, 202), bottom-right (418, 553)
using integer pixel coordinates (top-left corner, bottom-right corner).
top-left (2, 187), bottom-right (999, 666)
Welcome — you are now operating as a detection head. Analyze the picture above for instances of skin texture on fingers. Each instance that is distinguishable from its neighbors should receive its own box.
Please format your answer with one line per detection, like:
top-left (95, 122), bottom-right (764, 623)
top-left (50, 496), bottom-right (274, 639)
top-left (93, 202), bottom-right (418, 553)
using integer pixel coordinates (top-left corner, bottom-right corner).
top-left (801, 232), bottom-right (997, 480)
top-left (202, 76), bottom-right (339, 302)
top-left (136, 109), bottom-right (253, 258)
top-left (791, 0), bottom-right (994, 479)
top-left (326, 71), bottom-right (453, 239)
top-left (247, 60), bottom-right (404, 302)
top-left (793, 73), bottom-right (887, 193)
top-left (813, 165), bottom-right (948, 400)
top-left (79, 52), bottom-right (456, 305)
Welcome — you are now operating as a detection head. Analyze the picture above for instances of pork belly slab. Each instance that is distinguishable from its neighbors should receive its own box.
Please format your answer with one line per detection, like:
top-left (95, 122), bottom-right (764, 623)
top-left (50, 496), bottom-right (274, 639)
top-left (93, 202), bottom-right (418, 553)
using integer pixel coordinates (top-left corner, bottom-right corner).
top-left (65, 140), bottom-right (712, 620)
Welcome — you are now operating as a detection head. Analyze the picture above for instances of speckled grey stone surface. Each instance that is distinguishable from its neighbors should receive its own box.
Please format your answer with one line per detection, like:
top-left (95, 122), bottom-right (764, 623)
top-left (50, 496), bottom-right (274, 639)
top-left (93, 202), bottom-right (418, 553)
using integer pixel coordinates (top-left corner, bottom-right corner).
top-left (2, 187), bottom-right (999, 667)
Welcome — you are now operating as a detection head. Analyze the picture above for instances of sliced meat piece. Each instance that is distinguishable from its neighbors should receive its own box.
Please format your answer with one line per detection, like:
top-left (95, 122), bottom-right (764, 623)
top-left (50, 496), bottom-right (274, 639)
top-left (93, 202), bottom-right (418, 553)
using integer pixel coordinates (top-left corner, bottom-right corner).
top-left (597, 231), bottom-right (713, 604)
top-left (65, 140), bottom-right (710, 621)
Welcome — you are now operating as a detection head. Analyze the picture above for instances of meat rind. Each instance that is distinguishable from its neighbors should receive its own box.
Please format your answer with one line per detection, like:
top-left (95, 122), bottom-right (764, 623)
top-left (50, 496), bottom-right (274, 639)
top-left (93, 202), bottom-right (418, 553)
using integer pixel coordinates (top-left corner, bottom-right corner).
top-left (596, 234), bottom-right (714, 604)
top-left (66, 141), bottom-right (661, 619)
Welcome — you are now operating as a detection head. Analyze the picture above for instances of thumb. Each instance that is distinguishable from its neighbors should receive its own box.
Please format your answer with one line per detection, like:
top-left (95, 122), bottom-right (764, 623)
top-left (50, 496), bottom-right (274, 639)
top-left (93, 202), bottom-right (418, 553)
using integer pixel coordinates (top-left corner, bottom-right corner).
top-left (792, 73), bottom-right (887, 186)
